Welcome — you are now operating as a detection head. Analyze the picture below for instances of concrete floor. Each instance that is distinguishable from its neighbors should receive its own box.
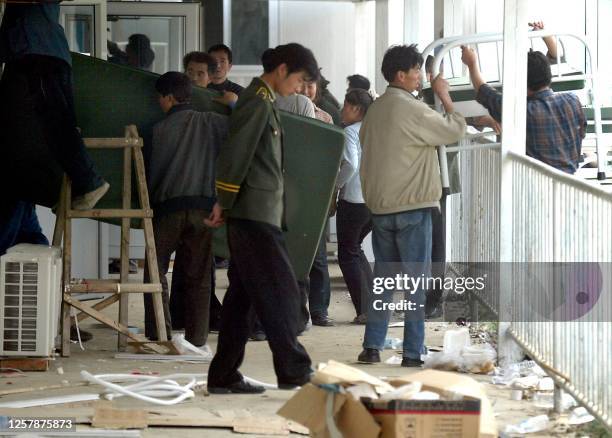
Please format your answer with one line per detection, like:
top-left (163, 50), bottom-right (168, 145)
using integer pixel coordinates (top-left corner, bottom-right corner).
top-left (0, 262), bottom-right (587, 437)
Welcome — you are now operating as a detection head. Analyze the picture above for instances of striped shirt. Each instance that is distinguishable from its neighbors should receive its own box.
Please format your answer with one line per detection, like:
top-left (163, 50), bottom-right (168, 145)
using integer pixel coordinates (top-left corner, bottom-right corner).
top-left (477, 84), bottom-right (586, 174)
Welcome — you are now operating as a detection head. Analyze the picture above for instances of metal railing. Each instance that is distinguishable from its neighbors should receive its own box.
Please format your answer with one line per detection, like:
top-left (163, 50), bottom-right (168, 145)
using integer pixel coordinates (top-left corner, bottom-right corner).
top-left (447, 136), bottom-right (501, 315)
top-left (507, 151), bottom-right (612, 429)
top-left (448, 140), bottom-right (612, 430)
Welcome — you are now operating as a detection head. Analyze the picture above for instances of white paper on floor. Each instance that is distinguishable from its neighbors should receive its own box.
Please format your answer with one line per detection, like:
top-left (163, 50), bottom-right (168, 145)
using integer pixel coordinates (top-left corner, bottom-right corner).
top-left (504, 414), bottom-right (550, 434)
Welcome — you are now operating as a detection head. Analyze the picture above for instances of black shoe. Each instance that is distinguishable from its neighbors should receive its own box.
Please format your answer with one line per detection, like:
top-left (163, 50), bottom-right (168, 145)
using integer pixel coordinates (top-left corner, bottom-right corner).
top-left (70, 326), bottom-right (92, 342)
top-left (249, 330), bottom-right (266, 342)
top-left (357, 348), bottom-right (380, 363)
top-left (208, 380), bottom-right (266, 394)
top-left (351, 314), bottom-right (367, 325)
top-left (401, 357), bottom-right (424, 367)
top-left (278, 372), bottom-right (314, 390)
top-left (311, 315), bottom-right (334, 327)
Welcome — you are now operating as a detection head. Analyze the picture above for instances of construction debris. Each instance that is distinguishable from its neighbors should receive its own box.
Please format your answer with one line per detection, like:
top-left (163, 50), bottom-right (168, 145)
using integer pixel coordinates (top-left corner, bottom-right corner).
top-left (503, 414), bottom-right (550, 435)
top-left (423, 328), bottom-right (497, 374)
top-left (279, 360), bottom-right (498, 438)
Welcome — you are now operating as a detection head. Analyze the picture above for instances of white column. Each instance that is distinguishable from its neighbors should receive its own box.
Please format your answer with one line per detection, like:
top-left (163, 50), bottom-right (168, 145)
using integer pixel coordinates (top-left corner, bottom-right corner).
top-left (374, 0), bottom-right (389, 93)
top-left (94, 0), bottom-right (108, 59)
top-left (498, 0), bottom-right (528, 366)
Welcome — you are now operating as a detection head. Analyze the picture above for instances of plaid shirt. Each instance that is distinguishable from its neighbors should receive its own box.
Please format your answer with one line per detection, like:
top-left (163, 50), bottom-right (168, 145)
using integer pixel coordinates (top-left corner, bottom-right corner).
top-left (477, 84), bottom-right (586, 174)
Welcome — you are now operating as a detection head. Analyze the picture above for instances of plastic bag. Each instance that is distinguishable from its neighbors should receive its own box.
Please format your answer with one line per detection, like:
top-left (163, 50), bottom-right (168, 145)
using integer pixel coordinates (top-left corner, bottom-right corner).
top-left (171, 334), bottom-right (213, 360)
top-left (424, 342), bottom-right (496, 374)
top-left (460, 344), bottom-right (496, 374)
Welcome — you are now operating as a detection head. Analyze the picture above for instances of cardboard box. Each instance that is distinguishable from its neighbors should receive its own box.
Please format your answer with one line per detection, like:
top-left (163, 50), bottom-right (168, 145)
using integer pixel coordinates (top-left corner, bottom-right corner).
top-left (278, 362), bottom-right (497, 438)
top-left (363, 397), bottom-right (481, 438)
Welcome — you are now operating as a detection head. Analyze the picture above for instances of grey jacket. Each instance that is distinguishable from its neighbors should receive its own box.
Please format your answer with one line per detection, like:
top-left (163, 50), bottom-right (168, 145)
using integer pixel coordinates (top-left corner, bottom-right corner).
top-left (274, 93), bottom-right (315, 118)
top-left (147, 104), bottom-right (229, 217)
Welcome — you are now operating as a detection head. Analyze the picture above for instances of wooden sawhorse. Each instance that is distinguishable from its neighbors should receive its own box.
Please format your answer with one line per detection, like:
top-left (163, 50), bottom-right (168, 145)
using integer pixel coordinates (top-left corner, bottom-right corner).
top-left (53, 126), bottom-right (167, 356)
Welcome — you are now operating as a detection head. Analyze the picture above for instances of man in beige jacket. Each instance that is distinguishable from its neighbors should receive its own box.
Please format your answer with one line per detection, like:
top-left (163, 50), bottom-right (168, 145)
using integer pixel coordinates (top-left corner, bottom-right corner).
top-left (357, 44), bottom-right (466, 367)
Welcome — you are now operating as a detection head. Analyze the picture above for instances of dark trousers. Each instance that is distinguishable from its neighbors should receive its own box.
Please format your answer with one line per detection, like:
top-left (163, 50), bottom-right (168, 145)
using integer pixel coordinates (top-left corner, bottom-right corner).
top-left (170, 257), bottom-right (222, 331)
top-left (144, 210), bottom-right (213, 346)
top-left (0, 55), bottom-right (103, 197)
top-left (427, 194), bottom-right (447, 311)
top-left (208, 218), bottom-right (312, 387)
top-left (299, 229), bottom-right (331, 319)
top-left (336, 200), bottom-right (373, 316)
top-left (0, 201), bottom-right (49, 255)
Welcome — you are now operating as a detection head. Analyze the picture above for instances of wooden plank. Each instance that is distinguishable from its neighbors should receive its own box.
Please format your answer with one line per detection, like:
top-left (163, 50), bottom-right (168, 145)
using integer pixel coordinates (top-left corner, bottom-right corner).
top-left (67, 283), bottom-right (162, 293)
top-left (75, 294), bottom-right (119, 323)
top-left (0, 357), bottom-right (49, 372)
top-left (0, 382), bottom-right (90, 397)
top-left (132, 142), bottom-right (167, 343)
top-left (61, 179), bottom-right (73, 357)
top-left (119, 136), bottom-right (132, 351)
top-left (92, 405), bottom-right (147, 429)
top-left (67, 209), bottom-right (152, 219)
top-left (63, 294), bottom-right (167, 354)
top-left (84, 138), bottom-right (143, 148)
top-left (52, 176), bottom-right (67, 247)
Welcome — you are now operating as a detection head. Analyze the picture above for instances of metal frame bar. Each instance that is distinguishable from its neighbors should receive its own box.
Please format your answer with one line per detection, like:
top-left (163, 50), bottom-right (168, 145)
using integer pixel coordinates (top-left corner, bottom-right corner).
top-left (425, 29), bottom-right (607, 187)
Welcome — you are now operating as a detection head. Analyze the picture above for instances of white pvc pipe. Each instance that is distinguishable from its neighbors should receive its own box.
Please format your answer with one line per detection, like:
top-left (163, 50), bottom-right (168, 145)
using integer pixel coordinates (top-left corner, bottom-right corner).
top-left (81, 372), bottom-right (200, 406)
top-left (80, 371), bottom-right (280, 405)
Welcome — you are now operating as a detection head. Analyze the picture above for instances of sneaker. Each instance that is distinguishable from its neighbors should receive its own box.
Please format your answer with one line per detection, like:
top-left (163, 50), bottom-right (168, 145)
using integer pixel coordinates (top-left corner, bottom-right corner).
top-left (352, 314), bottom-right (367, 325)
top-left (208, 380), bottom-right (266, 394)
top-left (401, 357), bottom-right (424, 367)
top-left (357, 348), bottom-right (380, 364)
top-left (72, 181), bottom-right (110, 210)
top-left (70, 326), bottom-right (93, 342)
top-left (249, 330), bottom-right (266, 342)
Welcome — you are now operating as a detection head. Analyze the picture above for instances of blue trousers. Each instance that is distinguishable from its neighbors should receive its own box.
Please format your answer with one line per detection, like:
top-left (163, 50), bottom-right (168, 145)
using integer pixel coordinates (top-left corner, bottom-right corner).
top-left (0, 202), bottom-right (48, 255)
top-left (362, 209), bottom-right (432, 359)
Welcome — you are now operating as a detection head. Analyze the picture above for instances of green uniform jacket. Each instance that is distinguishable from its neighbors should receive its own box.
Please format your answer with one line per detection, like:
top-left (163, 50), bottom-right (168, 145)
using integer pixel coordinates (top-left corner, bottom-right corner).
top-left (215, 77), bottom-right (285, 228)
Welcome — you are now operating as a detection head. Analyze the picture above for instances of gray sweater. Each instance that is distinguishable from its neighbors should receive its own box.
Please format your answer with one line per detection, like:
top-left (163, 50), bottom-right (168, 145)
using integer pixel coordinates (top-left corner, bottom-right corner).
top-left (146, 104), bottom-right (229, 217)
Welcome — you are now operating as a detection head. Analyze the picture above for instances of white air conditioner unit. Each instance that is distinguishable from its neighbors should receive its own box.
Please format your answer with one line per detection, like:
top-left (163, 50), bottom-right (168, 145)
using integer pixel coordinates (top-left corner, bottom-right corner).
top-left (0, 244), bottom-right (62, 357)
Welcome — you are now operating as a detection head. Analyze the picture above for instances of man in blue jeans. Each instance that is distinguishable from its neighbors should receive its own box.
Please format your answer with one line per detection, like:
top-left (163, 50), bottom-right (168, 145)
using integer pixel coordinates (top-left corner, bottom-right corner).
top-left (358, 44), bottom-right (466, 367)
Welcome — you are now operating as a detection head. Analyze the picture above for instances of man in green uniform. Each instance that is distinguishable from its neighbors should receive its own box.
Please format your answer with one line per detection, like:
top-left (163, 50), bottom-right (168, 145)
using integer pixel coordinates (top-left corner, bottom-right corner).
top-left (205, 43), bottom-right (319, 394)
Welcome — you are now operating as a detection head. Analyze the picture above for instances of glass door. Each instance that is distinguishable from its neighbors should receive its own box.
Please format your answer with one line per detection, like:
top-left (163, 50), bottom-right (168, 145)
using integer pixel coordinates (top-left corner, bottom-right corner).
top-left (107, 1), bottom-right (201, 74)
top-left (60, 0), bottom-right (108, 59)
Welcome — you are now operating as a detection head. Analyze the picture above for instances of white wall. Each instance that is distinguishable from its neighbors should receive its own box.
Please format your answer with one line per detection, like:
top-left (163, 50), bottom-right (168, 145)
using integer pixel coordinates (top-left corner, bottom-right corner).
top-left (36, 207), bottom-right (101, 279)
top-left (278, 1), bottom-right (357, 104)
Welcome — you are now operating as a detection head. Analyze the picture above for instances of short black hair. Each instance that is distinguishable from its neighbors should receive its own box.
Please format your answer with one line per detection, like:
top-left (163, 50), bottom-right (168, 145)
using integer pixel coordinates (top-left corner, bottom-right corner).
top-left (183, 51), bottom-right (217, 73)
top-left (155, 72), bottom-right (192, 103)
top-left (261, 43), bottom-right (319, 82)
top-left (345, 88), bottom-right (373, 116)
top-left (381, 44), bottom-right (423, 83)
top-left (347, 74), bottom-right (370, 91)
top-left (207, 44), bottom-right (233, 64)
top-left (126, 33), bottom-right (155, 69)
top-left (527, 50), bottom-right (552, 91)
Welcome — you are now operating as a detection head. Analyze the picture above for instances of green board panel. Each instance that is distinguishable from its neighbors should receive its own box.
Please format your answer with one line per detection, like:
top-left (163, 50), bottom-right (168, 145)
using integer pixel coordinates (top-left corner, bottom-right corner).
top-left (31, 54), bottom-right (344, 278)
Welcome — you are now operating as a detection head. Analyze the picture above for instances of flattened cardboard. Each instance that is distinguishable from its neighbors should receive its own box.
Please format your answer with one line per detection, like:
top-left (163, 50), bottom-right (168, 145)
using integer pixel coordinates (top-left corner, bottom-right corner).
top-left (312, 360), bottom-right (394, 393)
